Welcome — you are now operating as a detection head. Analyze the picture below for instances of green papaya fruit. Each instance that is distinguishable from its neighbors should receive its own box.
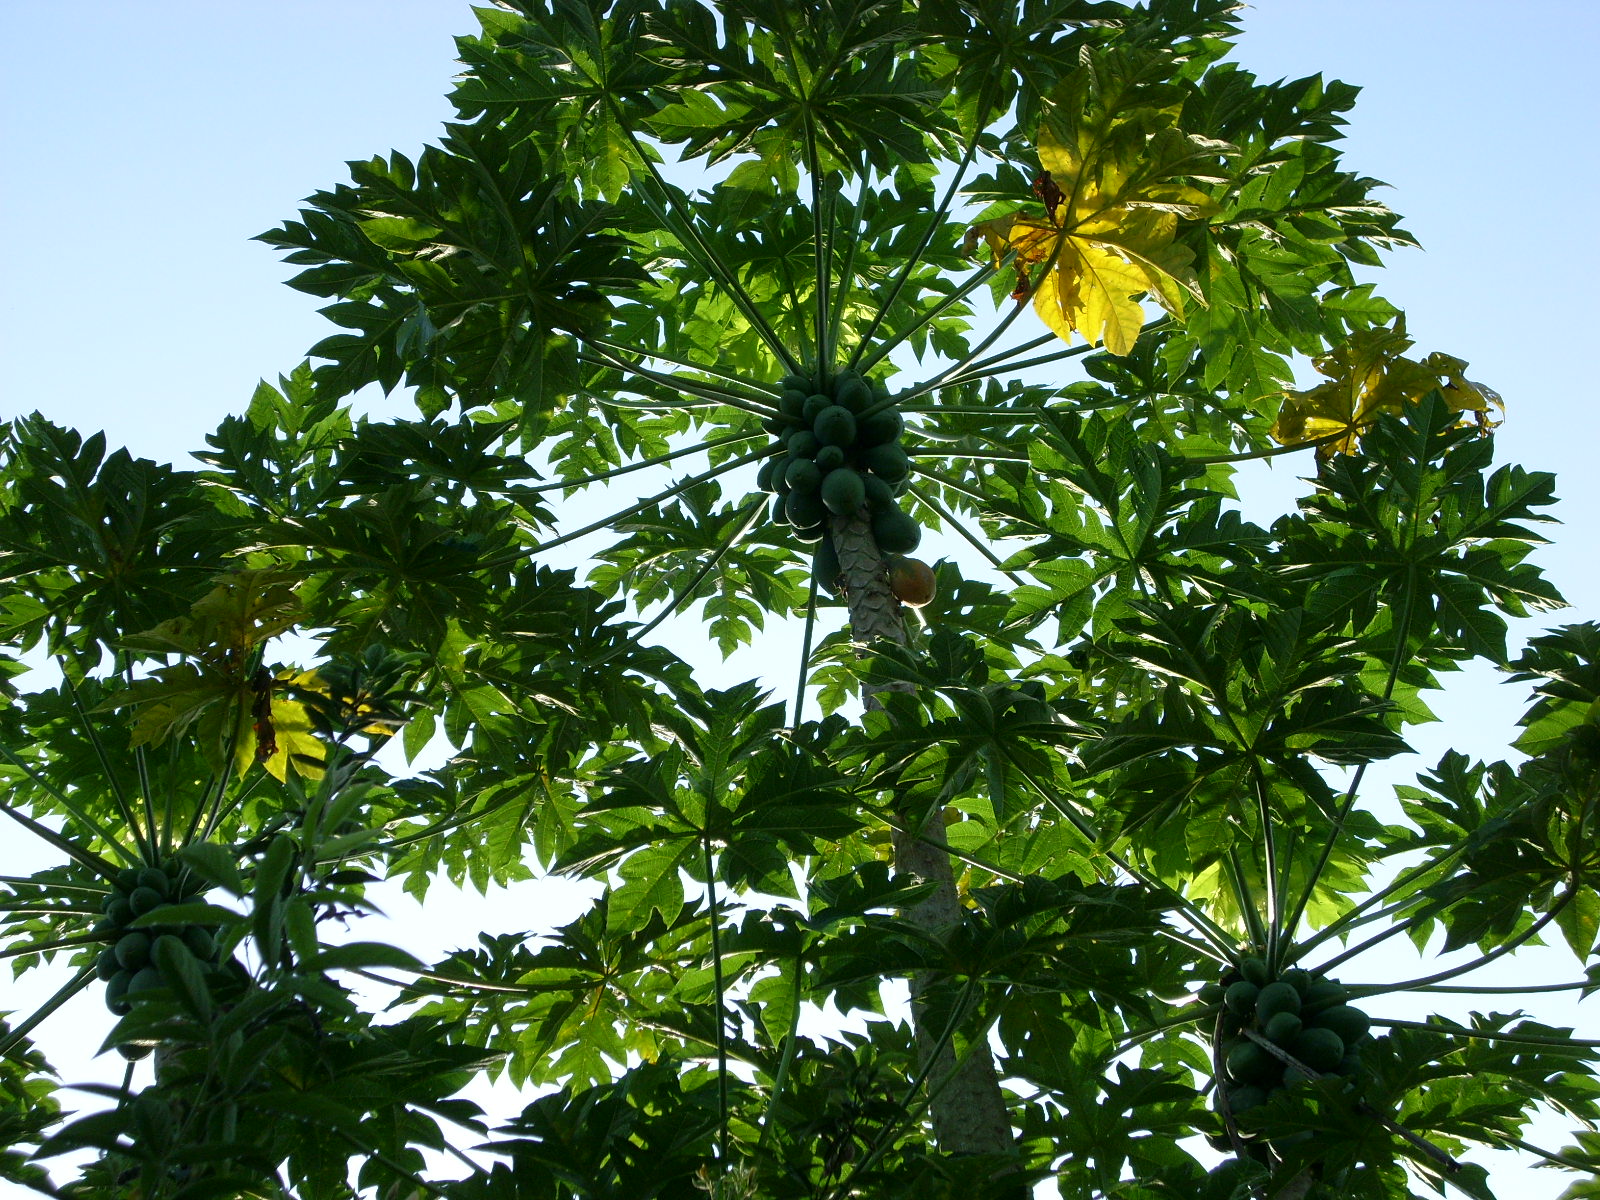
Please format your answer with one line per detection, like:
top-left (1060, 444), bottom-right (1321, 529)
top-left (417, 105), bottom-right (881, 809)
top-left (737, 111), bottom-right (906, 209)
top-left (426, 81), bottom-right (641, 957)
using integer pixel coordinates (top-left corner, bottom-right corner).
top-left (127, 966), bottom-right (164, 998)
top-left (860, 472), bottom-right (896, 511)
top-left (786, 489), bottom-right (825, 529)
top-left (1226, 1039), bottom-right (1281, 1086)
top-left (182, 925), bottom-right (216, 962)
top-left (1313, 1004), bottom-right (1370, 1044)
top-left (855, 407), bottom-right (904, 447)
top-left (105, 969), bottom-right (133, 1015)
top-left (813, 405), bottom-right (857, 447)
top-left (1254, 981), bottom-right (1301, 1023)
top-left (871, 508), bottom-right (920, 554)
top-left (1263, 1011), bottom-right (1302, 1045)
top-left (1289, 1027), bottom-right (1344, 1073)
top-left (785, 458), bottom-right (822, 493)
top-left (1224, 980), bottom-right (1259, 1017)
top-left (860, 442), bottom-right (910, 484)
top-left (115, 931), bottom-right (152, 970)
top-left (821, 468), bottom-right (867, 516)
top-left (814, 536), bottom-right (842, 595)
top-left (1225, 1083), bottom-right (1268, 1113)
top-left (786, 430), bottom-right (820, 459)
top-left (835, 375), bottom-right (872, 413)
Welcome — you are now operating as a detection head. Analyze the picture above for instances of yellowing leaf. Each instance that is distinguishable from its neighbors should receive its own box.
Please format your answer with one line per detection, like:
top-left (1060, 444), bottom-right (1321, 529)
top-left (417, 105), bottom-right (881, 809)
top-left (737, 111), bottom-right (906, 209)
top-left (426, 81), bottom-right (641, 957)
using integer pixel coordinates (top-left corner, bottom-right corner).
top-left (110, 571), bottom-right (325, 780)
top-left (965, 66), bottom-right (1217, 356)
top-left (122, 570), bottom-right (304, 659)
top-left (1271, 318), bottom-right (1503, 457)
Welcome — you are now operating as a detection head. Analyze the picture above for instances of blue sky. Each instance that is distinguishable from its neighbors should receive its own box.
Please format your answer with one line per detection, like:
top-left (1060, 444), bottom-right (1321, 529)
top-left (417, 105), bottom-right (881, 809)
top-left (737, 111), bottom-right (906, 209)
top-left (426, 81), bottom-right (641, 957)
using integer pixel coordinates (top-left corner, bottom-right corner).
top-left (3, 2), bottom-right (1598, 1191)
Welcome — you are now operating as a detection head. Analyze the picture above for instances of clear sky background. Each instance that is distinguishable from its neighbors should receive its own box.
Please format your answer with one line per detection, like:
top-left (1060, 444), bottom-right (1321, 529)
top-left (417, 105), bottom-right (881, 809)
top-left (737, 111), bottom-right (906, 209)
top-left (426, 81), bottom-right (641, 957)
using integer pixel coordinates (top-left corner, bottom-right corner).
top-left (3, 2), bottom-right (1598, 1194)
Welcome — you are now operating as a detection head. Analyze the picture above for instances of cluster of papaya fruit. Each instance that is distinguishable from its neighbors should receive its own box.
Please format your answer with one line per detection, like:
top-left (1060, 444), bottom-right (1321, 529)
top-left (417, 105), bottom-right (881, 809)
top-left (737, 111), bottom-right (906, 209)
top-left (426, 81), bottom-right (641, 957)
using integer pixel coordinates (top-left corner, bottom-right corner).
top-left (93, 862), bottom-right (219, 1018)
top-left (1200, 959), bottom-right (1371, 1122)
top-left (757, 368), bottom-right (920, 589)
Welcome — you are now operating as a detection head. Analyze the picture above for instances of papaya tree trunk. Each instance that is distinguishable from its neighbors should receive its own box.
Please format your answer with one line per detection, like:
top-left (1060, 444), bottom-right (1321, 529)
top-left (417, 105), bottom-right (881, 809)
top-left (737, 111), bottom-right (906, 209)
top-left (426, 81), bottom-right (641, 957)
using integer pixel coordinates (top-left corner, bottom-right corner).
top-left (831, 506), bottom-right (1014, 1161)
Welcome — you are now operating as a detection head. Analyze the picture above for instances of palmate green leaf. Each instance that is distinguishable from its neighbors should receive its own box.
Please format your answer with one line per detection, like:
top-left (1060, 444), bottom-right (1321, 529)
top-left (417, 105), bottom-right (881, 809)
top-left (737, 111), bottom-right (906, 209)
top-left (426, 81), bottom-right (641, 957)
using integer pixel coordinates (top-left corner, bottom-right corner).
top-left (642, 0), bottom-right (956, 174)
top-left (257, 122), bottom-right (650, 426)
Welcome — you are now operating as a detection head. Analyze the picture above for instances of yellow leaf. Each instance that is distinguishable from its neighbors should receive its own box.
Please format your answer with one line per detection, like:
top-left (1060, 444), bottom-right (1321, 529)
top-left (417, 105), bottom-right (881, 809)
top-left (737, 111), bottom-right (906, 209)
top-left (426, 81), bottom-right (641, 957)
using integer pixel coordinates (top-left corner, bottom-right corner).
top-left (110, 571), bottom-right (325, 780)
top-left (1271, 318), bottom-right (1503, 456)
top-left (965, 64), bottom-right (1217, 357)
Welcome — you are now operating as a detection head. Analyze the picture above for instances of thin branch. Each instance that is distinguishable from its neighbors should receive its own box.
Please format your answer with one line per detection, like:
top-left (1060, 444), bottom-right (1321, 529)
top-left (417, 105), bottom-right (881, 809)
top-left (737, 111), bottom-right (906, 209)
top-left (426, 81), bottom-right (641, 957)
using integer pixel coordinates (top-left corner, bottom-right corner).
top-left (703, 835), bottom-right (730, 1164)
top-left (612, 495), bottom-right (768, 651)
top-left (0, 799), bottom-right (120, 879)
top-left (1282, 574), bottom-right (1418, 940)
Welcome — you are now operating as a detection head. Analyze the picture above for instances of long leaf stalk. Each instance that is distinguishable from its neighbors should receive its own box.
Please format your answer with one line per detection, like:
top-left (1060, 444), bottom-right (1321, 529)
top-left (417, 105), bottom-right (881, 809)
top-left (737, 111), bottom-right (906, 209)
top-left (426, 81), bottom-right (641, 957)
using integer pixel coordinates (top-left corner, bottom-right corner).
top-left (121, 656), bottom-right (163, 854)
top-left (901, 482), bottom-right (1029, 587)
top-left (1282, 574), bottom-right (1419, 939)
top-left (0, 961), bottom-right (98, 1060)
top-left (828, 981), bottom-right (1018, 1200)
top-left (847, 119), bottom-right (990, 371)
top-left (899, 405), bottom-right (1057, 421)
top-left (856, 260), bottom-right (1001, 379)
top-left (1114, 1002), bottom-right (1218, 1052)
top-left (576, 331), bottom-right (785, 395)
top-left (756, 950), bottom-right (807, 1150)
top-left (1004, 752), bottom-right (1237, 957)
top-left (1411, 979), bottom-right (1598, 995)
top-left (825, 170), bottom-right (871, 367)
top-left (475, 445), bottom-right (773, 573)
top-left (1224, 846), bottom-right (1270, 951)
top-left (60, 672), bottom-right (149, 860)
top-left (0, 743), bottom-right (135, 870)
top-left (0, 931), bottom-right (109, 959)
top-left (791, 576), bottom-right (821, 729)
top-left (1324, 892), bottom-right (1571, 986)
top-left (1372, 1016), bottom-right (1600, 1052)
top-left (619, 135), bottom-right (800, 372)
top-left (617, 496), bottom-right (769, 652)
top-left (1294, 839), bottom-right (1474, 960)
top-left (575, 346), bottom-right (781, 419)
top-left (1490, 1136), bottom-right (1600, 1173)
top-left (902, 462), bottom-right (994, 512)
top-left (927, 335), bottom-right (1113, 397)
top-left (1253, 770), bottom-right (1284, 972)
top-left (0, 799), bottom-right (120, 879)
top-left (331, 1128), bottom-right (450, 1200)
top-left (702, 834), bottom-right (731, 1165)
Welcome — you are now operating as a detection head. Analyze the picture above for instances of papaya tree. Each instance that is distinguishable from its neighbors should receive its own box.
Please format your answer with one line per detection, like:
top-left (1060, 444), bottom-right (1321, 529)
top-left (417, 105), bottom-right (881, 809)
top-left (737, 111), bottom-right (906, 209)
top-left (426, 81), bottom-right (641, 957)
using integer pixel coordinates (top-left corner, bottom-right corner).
top-left (3, 2), bottom-right (1600, 1198)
